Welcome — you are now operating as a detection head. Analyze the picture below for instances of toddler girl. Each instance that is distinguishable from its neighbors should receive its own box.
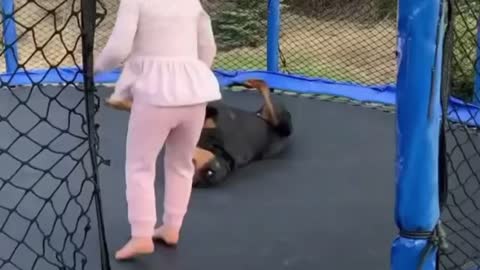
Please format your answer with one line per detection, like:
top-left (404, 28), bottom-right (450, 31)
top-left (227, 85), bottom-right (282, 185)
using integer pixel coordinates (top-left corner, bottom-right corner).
top-left (94, 0), bottom-right (221, 260)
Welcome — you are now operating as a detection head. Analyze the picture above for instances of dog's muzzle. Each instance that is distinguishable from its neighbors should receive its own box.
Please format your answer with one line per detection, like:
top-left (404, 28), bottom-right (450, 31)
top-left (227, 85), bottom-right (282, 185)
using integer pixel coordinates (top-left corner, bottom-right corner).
top-left (193, 157), bottom-right (230, 188)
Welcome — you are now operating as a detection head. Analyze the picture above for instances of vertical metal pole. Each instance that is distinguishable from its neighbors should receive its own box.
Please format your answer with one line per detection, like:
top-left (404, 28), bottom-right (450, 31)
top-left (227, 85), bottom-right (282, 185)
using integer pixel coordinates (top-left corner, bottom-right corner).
top-left (473, 18), bottom-right (480, 105)
top-left (80, 0), bottom-right (111, 269)
top-left (391, 0), bottom-right (447, 269)
top-left (1, 0), bottom-right (19, 73)
top-left (267, 0), bottom-right (280, 73)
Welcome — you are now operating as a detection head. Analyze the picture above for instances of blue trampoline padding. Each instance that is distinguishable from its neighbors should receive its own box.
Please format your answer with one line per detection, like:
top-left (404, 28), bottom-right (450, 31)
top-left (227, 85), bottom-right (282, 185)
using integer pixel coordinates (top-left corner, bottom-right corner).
top-left (448, 96), bottom-right (480, 126)
top-left (0, 67), bottom-right (123, 85)
top-left (0, 67), bottom-right (84, 85)
top-left (1, 66), bottom-right (479, 127)
top-left (395, 0), bottom-right (442, 232)
top-left (391, 237), bottom-right (436, 270)
top-left (392, 0), bottom-right (446, 269)
top-left (214, 69), bottom-right (398, 103)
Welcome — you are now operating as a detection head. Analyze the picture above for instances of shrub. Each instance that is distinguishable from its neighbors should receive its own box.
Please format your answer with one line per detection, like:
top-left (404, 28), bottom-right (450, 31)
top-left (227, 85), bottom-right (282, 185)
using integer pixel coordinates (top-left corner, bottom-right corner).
top-left (210, 0), bottom-right (268, 51)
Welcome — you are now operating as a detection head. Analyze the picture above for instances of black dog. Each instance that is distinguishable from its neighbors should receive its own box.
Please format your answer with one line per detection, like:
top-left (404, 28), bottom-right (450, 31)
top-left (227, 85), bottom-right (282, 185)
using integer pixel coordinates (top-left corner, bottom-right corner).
top-left (192, 80), bottom-right (293, 188)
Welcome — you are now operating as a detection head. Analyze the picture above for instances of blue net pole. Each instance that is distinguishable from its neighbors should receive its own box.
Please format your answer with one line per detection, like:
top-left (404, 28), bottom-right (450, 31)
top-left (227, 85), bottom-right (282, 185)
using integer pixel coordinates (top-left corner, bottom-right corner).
top-left (474, 19), bottom-right (480, 106)
top-left (391, 0), bottom-right (448, 269)
top-left (267, 0), bottom-right (280, 73)
top-left (1, 0), bottom-right (19, 74)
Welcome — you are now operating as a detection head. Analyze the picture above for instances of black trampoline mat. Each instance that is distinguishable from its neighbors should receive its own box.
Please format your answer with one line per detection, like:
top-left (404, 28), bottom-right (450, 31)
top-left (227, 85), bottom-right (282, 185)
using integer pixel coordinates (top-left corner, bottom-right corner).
top-left (1, 85), bottom-right (397, 270)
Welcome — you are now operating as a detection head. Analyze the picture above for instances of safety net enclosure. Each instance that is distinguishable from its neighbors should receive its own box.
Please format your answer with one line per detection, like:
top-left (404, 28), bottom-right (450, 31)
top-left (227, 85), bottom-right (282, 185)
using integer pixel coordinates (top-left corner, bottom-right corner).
top-left (0, 0), bottom-right (479, 270)
top-left (0, 0), bottom-right (108, 269)
top-left (437, 0), bottom-right (480, 269)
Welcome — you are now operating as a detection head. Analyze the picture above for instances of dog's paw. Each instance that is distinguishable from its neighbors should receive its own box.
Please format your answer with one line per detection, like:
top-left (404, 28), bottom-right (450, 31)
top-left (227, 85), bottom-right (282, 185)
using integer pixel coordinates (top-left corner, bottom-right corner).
top-left (104, 99), bottom-right (132, 112)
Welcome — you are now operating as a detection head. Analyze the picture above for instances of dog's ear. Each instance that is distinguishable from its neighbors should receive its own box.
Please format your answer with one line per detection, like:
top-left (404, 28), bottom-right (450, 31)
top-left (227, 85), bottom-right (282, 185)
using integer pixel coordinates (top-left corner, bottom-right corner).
top-left (206, 105), bottom-right (218, 118)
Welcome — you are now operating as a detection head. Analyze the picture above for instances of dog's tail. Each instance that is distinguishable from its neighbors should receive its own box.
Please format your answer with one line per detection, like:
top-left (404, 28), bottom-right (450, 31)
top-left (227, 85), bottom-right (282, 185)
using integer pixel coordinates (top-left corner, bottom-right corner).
top-left (244, 79), bottom-right (279, 126)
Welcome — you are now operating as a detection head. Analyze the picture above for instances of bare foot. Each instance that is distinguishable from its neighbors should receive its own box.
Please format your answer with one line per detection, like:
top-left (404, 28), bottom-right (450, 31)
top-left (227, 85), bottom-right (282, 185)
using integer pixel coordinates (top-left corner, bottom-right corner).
top-left (115, 237), bottom-right (154, 261)
top-left (105, 98), bottom-right (132, 112)
top-left (153, 226), bottom-right (180, 247)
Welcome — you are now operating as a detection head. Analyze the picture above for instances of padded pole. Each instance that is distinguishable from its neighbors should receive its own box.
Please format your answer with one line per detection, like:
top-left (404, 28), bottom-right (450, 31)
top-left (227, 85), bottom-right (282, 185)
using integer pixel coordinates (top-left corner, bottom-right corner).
top-left (474, 19), bottom-right (480, 106)
top-left (391, 0), bottom-right (447, 269)
top-left (1, 0), bottom-right (19, 73)
top-left (267, 0), bottom-right (280, 73)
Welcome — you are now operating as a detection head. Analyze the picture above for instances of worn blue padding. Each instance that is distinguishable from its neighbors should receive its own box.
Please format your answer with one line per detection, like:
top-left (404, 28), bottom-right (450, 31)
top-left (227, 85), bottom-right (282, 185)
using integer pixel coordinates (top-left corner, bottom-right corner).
top-left (391, 237), bottom-right (436, 270)
top-left (392, 0), bottom-right (447, 269)
top-left (1, 66), bottom-right (478, 127)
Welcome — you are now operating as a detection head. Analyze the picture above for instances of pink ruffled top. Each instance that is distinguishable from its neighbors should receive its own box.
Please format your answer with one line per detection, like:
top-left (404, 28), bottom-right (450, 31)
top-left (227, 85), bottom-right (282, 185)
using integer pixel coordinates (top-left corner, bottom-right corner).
top-left (94, 0), bottom-right (222, 106)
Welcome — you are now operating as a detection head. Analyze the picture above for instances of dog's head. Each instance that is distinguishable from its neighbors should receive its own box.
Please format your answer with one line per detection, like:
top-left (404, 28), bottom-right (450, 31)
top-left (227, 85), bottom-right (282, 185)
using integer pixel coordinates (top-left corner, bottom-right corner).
top-left (193, 155), bottom-right (230, 188)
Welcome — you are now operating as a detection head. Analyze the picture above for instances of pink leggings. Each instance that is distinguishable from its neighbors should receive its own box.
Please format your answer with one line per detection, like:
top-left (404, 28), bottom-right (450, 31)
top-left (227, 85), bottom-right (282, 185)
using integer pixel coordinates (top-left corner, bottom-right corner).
top-left (125, 100), bottom-right (206, 237)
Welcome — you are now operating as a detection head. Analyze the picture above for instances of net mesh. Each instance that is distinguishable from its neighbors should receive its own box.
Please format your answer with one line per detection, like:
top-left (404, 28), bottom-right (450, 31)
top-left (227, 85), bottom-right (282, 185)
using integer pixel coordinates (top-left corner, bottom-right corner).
top-left (201, 0), bottom-right (398, 86)
top-left (6, 0), bottom-right (398, 86)
top-left (0, 0), bottom-right (83, 72)
top-left (449, 0), bottom-right (480, 102)
top-left (0, 0), bottom-right (108, 270)
top-left (439, 0), bottom-right (480, 269)
top-left (201, 0), bottom-right (269, 71)
top-left (279, 1), bottom-right (397, 85)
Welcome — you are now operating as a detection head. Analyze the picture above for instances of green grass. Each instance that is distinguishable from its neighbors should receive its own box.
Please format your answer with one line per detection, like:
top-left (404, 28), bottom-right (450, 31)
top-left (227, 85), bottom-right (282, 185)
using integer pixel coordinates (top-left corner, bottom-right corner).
top-left (214, 50), bottom-right (371, 84)
top-left (215, 51), bottom-right (267, 70)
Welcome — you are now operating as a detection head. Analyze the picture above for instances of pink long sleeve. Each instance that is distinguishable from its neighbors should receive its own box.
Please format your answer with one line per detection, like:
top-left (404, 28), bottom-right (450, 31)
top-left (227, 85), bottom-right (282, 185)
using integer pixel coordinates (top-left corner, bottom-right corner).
top-left (94, 0), bottom-right (139, 73)
top-left (197, 10), bottom-right (217, 67)
top-left (97, 0), bottom-right (222, 107)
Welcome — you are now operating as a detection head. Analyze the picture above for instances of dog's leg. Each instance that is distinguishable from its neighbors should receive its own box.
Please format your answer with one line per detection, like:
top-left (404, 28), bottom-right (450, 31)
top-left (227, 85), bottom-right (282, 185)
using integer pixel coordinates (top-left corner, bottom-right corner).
top-left (244, 79), bottom-right (279, 126)
top-left (105, 98), bottom-right (133, 112)
top-left (203, 118), bottom-right (217, 128)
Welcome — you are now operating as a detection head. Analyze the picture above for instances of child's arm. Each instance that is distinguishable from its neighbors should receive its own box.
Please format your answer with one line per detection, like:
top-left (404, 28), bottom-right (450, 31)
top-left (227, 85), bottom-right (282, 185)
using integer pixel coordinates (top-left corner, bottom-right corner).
top-left (197, 10), bottom-right (217, 68)
top-left (94, 0), bottom-right (139, 73)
